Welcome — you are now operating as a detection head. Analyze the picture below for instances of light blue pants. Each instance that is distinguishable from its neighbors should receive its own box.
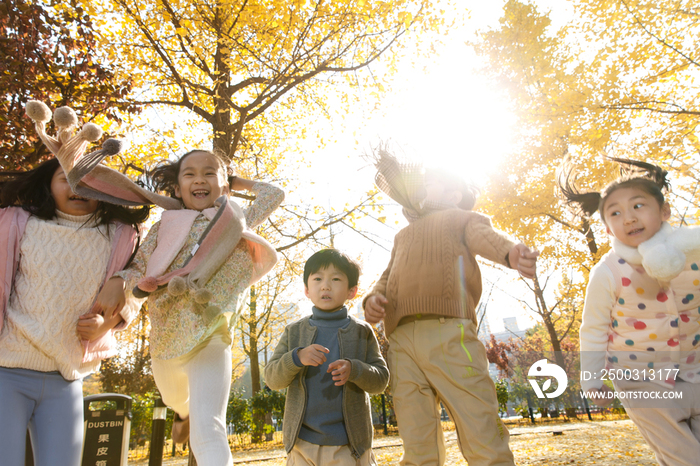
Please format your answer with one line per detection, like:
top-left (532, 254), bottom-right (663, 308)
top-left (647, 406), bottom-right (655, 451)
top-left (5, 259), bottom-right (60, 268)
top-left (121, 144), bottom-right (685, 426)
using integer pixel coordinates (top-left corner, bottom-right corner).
top-left (0, 366), bottom-right (83, 466)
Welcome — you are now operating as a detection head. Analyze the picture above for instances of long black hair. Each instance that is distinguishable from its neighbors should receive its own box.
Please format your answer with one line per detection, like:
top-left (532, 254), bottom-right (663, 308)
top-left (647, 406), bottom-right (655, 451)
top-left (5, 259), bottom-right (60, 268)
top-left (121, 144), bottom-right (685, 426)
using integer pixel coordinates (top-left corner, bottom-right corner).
top-left (147, 150), bottom-right (235, 200)
top-left (0, 157), bottom-right (151, 230)
top-left (558, 156), bottom-right (670, 222)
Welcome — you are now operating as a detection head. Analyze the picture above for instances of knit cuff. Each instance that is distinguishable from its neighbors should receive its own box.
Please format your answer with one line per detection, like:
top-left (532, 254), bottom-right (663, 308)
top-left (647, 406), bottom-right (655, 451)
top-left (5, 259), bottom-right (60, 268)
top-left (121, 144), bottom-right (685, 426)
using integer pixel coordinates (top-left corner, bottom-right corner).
top-left (348, 359), bottom-right (361, 382)
top-left (291, 347), bottom-right (304, 367)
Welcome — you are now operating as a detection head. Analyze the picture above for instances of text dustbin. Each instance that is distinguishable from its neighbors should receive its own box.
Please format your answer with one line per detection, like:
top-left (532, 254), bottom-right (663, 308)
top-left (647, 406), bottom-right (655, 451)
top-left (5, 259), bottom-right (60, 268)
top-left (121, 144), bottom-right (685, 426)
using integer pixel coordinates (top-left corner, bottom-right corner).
top-left (81, 393), bottom-right (132, 466)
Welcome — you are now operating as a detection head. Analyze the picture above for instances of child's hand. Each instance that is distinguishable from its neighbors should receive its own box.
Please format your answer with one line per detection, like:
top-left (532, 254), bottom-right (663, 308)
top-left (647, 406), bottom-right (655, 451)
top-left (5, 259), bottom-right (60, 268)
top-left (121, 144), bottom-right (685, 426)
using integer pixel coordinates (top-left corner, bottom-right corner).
top-left (364, 294), bottom-right (388, 324)
top-left (509, 244), bottom-right (539, 279)
top-left (94, 277), bottom-right (126, 319)
top-left (586, 385), bottom-right (614, 407)
top-left (77, 311), bottom-right (124, 341)
top-left (77, 313), bottom-right (106, 341)
top-left (327, 359), bottom-right (351, 386)
top-left (297, 344), bottom-right (329, 366)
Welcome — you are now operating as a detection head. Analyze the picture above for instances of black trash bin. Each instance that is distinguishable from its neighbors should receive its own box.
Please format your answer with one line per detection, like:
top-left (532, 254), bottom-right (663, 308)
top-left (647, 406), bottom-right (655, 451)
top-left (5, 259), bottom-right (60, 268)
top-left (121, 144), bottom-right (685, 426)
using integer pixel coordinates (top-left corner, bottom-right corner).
top-left (81, 393), bottom-right (132, 466)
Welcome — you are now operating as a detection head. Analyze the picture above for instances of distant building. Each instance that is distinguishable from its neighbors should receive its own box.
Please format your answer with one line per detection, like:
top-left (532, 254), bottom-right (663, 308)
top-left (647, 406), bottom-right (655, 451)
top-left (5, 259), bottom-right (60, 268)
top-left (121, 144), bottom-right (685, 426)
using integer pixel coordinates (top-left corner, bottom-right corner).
top-left (487, 317), bottom-right (527, 344)
top-left (477, 314), bottom-right (527, 345)
top-left (487, 362), bottom-right (500, 381)
top-left (503, 317), bottom-right (519, 333)
top-left (348, 301), bottom-right (364, 319)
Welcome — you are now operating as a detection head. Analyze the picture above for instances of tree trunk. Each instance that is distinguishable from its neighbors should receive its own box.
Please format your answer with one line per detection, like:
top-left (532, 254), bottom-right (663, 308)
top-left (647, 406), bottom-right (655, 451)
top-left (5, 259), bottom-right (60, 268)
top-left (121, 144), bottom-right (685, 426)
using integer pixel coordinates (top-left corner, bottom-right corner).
top-left (534, 281), bottom-right (578, 418)
top-left (247, 286), bottom-right (265, 443)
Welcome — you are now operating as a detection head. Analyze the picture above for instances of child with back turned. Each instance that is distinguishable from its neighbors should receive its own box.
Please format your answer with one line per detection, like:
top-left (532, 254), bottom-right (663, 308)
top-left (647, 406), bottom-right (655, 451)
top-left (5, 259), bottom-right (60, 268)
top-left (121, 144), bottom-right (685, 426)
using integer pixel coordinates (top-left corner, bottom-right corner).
top-left (560, 157), bottom-right (700, 465)
top-left (265, 249), bottom-right (389, 465)
top-left (362, 148), bottom-right (539, 466)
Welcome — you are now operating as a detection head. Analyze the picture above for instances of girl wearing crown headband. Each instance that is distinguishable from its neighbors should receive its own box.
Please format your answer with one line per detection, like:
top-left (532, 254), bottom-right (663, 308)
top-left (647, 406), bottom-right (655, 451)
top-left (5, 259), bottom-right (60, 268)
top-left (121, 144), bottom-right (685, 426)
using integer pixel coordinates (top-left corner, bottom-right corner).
top-left (560, 157), bottom-right (700, 465)
top-left (0, 149), bottom-right (149, 465)
top-left (107, 150), bottom-right (283, 465)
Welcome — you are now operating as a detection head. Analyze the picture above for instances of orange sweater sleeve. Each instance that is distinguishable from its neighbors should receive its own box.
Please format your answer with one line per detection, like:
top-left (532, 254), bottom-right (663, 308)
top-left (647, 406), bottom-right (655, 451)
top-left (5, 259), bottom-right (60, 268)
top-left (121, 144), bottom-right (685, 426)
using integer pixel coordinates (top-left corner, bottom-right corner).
top-left (463, 212), bottom-right (515, 268)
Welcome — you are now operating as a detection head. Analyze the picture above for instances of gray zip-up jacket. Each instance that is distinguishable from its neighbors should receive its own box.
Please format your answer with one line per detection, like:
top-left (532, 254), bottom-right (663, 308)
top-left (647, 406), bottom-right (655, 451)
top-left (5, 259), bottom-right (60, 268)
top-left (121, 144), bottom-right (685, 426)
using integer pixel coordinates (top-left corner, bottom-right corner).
top-left (264, 315), bottom-right (389, 458)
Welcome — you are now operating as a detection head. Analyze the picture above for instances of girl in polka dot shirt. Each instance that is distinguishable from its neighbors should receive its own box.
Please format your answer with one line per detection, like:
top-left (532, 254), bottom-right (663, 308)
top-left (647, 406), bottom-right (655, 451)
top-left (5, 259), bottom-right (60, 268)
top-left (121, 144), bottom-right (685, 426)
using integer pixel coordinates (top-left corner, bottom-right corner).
top-left (560, 157), bottom-right (700, 465)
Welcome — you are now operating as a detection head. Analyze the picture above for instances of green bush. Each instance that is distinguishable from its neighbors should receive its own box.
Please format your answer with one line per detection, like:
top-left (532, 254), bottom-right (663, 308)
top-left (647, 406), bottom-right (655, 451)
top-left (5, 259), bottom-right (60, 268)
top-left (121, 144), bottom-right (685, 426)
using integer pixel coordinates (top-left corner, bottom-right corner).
top-left (128, 391), bottom-right (173, 448)
top-left (370, 393), bottom-right (395, 426)
top-left (495, 379), bottom-right (509, 414)
top-left (250, 388), bottom-right (285, 441)
top-left (515, 402), bottom-right (533, 419)
top-left (226, 389), bottom-right (251, 435)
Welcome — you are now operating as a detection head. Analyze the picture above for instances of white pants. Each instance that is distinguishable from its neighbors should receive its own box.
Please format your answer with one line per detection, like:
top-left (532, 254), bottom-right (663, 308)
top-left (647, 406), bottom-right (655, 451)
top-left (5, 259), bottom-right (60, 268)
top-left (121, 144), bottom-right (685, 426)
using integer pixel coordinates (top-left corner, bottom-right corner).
top-left (151, 335), bottom-right (233, 466)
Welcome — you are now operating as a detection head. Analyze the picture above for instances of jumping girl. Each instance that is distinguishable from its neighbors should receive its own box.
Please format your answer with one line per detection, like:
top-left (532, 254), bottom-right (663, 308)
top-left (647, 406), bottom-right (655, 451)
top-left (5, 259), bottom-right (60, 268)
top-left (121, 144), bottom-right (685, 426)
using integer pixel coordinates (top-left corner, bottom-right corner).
top-left (105, 149), bottom-right (284, 465)
top-left (560, 157), bottom-right (700, 465)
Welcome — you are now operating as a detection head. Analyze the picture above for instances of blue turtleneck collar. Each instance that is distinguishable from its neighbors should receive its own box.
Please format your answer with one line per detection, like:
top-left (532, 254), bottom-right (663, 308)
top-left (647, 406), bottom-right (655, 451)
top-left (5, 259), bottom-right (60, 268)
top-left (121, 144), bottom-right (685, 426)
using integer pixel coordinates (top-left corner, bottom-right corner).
top-left (310, 306), bottom-right (349, 325)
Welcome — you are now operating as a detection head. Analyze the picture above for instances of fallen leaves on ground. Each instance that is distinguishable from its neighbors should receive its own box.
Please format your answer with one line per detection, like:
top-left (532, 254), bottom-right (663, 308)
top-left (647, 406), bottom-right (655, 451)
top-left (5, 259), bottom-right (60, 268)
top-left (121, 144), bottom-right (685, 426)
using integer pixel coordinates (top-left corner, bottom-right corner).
top-left (373, 420), bottom-right (655, 465)
top-left (143, 419), bottom-right (656, 465)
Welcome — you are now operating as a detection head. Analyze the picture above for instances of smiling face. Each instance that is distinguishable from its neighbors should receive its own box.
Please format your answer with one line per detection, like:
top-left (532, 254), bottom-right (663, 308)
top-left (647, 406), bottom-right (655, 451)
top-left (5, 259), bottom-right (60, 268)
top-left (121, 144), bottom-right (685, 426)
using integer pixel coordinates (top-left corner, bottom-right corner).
top-left (50, 166), bottom-right (99, 216)
top-left (304, 264), bottom-right (358, 312)
top-left (602, 186), bottom-right (671, 247)
top-left (174, 151), bottom-right (229, 210)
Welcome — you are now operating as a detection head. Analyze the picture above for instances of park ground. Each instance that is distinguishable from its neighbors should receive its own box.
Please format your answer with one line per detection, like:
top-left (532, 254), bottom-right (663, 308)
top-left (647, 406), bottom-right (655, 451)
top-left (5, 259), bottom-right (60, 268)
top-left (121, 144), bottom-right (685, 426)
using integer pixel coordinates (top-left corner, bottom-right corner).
top-left (130, 419), bottom-right (656, 465)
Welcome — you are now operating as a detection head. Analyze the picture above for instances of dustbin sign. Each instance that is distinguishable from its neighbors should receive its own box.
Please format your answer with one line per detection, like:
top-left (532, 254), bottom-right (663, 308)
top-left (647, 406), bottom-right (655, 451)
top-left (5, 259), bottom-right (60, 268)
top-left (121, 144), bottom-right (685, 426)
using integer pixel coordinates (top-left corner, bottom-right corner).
top-left (81, 394), bottom-right (132, 466)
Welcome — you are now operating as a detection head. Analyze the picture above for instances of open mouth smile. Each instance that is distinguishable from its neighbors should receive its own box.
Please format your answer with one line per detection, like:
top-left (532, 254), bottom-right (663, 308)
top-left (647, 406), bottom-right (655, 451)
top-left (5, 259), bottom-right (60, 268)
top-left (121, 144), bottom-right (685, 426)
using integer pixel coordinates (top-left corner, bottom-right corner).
top-left (192, 190), bottom-right (210, 199)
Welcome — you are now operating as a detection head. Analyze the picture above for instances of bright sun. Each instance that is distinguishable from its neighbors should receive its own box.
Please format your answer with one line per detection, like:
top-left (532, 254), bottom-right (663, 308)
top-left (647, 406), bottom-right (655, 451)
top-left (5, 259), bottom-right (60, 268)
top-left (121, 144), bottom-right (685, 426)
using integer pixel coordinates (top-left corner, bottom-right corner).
top-left (362, 46), bottom-right (517, 187)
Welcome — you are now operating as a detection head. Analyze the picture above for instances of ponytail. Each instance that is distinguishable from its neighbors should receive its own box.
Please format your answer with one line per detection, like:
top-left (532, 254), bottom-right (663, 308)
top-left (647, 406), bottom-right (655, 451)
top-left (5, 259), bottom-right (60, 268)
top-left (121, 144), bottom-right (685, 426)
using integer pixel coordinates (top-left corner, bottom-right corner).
top-left (557, 156), bottom-right (670, 219)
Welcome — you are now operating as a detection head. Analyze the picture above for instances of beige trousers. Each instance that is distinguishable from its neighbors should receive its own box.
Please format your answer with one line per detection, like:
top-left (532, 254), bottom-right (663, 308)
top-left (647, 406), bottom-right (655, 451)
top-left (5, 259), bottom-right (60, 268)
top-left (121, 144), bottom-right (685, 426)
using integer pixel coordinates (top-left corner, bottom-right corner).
top-left (613, 378), bottom-right (700, 465)
top-left (388, 317), bottom-right (514, 466)
top-left (287, 438), bottom-right (377, 466)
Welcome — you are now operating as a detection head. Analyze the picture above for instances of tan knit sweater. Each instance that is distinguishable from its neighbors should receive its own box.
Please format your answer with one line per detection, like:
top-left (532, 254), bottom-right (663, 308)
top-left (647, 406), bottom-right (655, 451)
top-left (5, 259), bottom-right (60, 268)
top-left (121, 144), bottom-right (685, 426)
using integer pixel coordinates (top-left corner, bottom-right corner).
top-left (365, 209), bottom-right (515, 336)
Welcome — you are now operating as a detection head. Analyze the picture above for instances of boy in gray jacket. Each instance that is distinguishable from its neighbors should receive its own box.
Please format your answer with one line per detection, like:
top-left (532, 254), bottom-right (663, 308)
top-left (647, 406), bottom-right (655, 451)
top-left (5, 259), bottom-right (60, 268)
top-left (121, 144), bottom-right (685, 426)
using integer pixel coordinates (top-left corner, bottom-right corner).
top-left (265, 249), bottom-right (389, 465)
